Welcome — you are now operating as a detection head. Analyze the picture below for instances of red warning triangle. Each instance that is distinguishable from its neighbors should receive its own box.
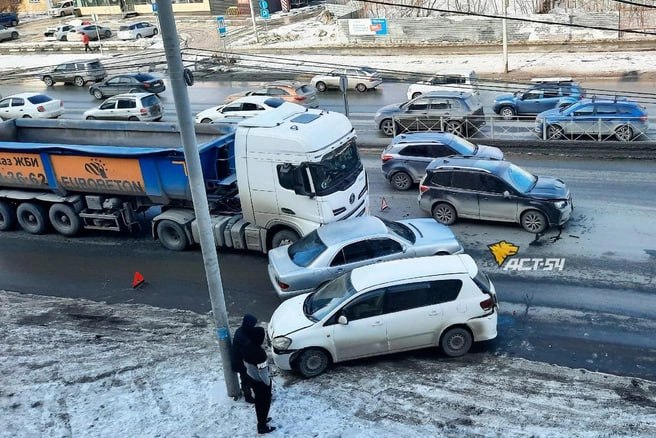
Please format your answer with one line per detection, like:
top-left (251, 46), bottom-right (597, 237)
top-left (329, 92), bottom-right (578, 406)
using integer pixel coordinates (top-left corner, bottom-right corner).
top-left (380, 197), bottom-right (389, 211)
top-left (132, 272), bottom-right (145, 289)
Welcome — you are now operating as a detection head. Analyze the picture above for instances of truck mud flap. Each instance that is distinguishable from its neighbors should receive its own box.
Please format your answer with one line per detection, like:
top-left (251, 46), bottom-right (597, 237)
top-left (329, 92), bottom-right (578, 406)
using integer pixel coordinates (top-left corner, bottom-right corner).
top-left (244, 224), bottom-right (266, 253)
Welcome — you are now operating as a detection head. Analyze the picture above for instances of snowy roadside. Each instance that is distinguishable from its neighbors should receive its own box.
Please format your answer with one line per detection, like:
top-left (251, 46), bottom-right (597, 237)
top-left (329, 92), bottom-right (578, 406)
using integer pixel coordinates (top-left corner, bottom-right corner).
top-left (2, 290), bottom-right (655, 438)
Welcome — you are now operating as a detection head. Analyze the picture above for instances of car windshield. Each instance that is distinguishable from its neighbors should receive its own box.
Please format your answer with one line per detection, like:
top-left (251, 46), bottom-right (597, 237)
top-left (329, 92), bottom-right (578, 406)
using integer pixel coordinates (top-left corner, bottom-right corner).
top-left (304, 273), bottom-right (357, 322)
top-left (287, 230), bottom-right (327, 267)
top-left (378, 217), bottom-right (416, 243)
top-left (447, 135), bottom-right (477, 155)
top-left (307, 140), bottom-right (363, 197)
top-left (135, 73), bottom-right (155, 82)
top-left (499, 163), bottom-right (538, 193)
top-left (27, 95), bottom-right (52, 104)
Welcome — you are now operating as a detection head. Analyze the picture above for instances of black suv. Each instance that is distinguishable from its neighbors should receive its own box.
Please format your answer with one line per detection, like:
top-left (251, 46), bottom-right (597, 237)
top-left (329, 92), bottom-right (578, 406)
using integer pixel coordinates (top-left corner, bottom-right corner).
top-left (418, 157), bottom-right (573, 233)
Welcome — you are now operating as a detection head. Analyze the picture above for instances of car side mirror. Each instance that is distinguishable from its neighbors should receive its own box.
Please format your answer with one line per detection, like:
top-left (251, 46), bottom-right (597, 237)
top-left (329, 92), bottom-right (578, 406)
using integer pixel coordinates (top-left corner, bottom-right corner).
top-left (503, 190), bottom-right (511, 199)
top-left (402, 246), bottom-right (408, 253)
top-left (338, 315), bottom-right (348, 325)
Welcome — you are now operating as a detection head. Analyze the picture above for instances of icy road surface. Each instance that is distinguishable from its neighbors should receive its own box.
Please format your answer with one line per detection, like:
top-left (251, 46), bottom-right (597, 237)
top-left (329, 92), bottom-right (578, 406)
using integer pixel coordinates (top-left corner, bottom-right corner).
top-left (1, 290), bottom-right (655, 438)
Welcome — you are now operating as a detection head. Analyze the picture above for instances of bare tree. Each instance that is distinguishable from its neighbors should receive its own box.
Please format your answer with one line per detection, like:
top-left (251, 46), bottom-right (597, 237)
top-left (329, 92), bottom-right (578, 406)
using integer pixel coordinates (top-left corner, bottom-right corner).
top-left (0, 0), bottom-right (22, 13)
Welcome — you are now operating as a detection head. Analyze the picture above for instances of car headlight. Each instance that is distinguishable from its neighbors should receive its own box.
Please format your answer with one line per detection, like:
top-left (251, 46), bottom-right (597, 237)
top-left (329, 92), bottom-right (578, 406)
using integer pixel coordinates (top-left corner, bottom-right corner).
top-left (272, 336), bottom-right (292, 350)
top-left (553, 200), bottom-right (567, 209)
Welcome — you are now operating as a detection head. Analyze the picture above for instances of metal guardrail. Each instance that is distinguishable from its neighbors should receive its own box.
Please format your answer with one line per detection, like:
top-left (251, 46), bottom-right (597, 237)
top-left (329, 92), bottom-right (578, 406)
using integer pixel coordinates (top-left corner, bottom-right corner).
top-left (390, 115), bottom-right (655, 142)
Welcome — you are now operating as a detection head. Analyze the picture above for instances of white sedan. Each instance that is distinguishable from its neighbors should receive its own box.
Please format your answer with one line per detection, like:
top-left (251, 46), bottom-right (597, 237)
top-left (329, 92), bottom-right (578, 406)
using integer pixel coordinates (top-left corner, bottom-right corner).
top-left (194, 96), bottom-right (280, 124)
top-left (117, 22), bottom-right (158, 40)
top-left (311, 68), bottom-right (382, 93)
top-left (0, 93), bottom-right (64, 120)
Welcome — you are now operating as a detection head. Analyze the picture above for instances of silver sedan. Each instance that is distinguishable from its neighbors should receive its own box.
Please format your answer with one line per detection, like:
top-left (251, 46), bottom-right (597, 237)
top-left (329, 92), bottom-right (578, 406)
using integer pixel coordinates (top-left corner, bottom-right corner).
top-left (268, 215), bottom-right (463, 300)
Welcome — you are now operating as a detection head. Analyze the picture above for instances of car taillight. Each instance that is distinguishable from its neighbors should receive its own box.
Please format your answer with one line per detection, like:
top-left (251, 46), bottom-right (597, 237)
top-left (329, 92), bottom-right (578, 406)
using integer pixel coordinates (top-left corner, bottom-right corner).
top-left (479, 296), bottom-right (494, 311)
top-left (143, 83), bottom-right (150, 88)
top-left (140, 108), bottom-right (148, 114)
top-left (419, 185), bottom-right (429, 193)
top-left (278, 281), bottom-right (289, 290)
top-left (37, 105), bottom-right (45, 112)
top-left (294, 96), bottom-right (306, 101)
top-left (381, 154), bottom-right (393, 162)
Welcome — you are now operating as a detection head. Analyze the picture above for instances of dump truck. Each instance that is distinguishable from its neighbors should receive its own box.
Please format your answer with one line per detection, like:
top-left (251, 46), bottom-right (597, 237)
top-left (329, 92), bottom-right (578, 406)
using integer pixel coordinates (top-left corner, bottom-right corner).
top-left (0, 101), bottom-right (369, 251)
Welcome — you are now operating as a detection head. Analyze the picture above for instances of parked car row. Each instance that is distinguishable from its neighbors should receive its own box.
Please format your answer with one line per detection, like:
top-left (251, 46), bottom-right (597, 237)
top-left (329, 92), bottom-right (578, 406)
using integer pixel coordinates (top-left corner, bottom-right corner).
top-left (43, 20), bottom-right (158, 42)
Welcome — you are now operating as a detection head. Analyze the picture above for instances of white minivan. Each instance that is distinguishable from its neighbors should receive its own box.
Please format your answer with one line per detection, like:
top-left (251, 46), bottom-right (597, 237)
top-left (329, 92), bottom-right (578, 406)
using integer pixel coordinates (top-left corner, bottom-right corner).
top-left (406, 69), bottom-right (479, 100)
top-left (267, 254), bottom-right (498, 378)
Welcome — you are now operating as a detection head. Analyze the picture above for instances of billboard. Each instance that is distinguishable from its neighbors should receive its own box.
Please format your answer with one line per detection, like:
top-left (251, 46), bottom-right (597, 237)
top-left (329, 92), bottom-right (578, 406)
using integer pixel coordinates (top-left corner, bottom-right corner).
top-left (348, 18), bottom-right (388, 36)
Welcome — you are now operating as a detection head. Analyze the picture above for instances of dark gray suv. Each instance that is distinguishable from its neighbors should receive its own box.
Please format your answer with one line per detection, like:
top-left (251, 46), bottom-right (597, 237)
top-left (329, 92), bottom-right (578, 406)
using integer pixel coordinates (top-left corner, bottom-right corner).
top-left (381, 132), bottom-right (504, 190)
top-left (418, 157), bottom-right (573, 233)
top-left (42, 59), bottom-right (106, 87)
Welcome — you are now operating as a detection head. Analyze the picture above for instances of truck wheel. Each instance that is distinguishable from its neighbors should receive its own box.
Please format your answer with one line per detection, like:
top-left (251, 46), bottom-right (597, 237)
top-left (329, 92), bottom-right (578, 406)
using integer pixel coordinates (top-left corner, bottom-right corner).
top-left (271, 229), bottom-right (299, 248)
top-left (74, 76), bottom-right (85, 87)
top-left (0, 201), bottom-right (16, 231)
top-left (17, 202), bottom-right (49, 235)
top-left (43, 76), bottom-right (54, 87)
top-left (157, 220), bottom-right (189, 251)
top-left (49, 203), bottom-right (82, 236)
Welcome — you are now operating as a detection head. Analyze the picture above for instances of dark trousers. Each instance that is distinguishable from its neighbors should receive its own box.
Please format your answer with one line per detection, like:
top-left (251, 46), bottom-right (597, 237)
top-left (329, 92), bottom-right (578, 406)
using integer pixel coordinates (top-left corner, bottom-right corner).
top-left (84, 43), bottom-right (90, 52)
top-left (251, 380), bottom-right (272, 429)
top-left (239, 371), bottom-right (255, 401)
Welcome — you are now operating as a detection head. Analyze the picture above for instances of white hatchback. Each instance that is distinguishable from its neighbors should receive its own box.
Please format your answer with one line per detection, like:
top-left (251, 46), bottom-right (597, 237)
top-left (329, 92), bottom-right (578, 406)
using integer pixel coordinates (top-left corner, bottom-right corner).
top-left (118, 22), bottom-right (158, 40)
top-left (0, 93), bottom-right (64, 120)
top-left (267, 254), bottom-right (498, 378)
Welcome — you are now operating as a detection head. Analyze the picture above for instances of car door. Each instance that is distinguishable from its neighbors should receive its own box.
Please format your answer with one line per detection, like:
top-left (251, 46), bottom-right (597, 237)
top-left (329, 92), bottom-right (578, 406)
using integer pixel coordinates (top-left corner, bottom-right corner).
top-left (267, 86), bottom-right (291, 102)
top-left (326, 240), bottom-right (373, 280)
top-left (594, 103), bottom-right (620, 137)
top-left (366, 237), bottom-right (406, 263)
top-left (101, 76), bottom-right (121, 96)
top-left (219, 102), bottom-right (244, 119)
top-left (428, 98), bottom-right (454, 131)
top-left (564, 103), bottom-right (595, 136)
top-left (0, 97), bottom-right (11, 119)
top-left (538, 87), bottom-right (561, 112)
top-left (345, 69), bottom-right (360, 88)
top-left (53, 64), bottom-right (72, 82)
top-left (119, 76), bottom-right (135, 94)
top-left (477, 173), bottom-right (518, 222)
top-left (116, 98), bottom-right (136, 120)
top-left (326, 69), bottom-right (342, 88)
top-left (398, 97), bottom-right (430, 131)
top-left (517, 89), bottom-right (543, 114)
top-left (383, 281), bottom-right (444, 352)
top-left (96, 99), bottom-right (117, 119)
top-left (239, 102), bottom-right (265, 117)
top-left (397, 145), bottom-right (433, 181)
top-left (329, 289), bottom-right (387, 361)
top-left (8, 97), bottom-right (25, 118)
top-left (448, 170), bottom-right (481, 219)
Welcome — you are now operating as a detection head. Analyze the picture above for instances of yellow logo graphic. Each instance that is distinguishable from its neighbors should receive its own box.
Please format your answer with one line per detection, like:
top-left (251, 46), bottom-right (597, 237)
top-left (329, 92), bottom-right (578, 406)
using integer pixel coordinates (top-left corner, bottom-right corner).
top-left (488, 240), bottom-right (520, 267)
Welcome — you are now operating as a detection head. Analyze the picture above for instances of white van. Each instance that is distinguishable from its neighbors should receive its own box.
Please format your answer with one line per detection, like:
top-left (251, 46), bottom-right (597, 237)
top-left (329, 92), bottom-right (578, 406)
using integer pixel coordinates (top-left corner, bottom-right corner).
top-left (406, 69), bottom-right (479, 100)
top-left (267, 254), bottom-right (498, 378)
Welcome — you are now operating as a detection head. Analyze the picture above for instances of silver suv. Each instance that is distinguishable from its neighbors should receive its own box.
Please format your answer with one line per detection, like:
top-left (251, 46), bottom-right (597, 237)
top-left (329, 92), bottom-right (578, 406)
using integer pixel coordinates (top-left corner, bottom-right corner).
top-left (83, 93), bottom-right (164, 121)
top-left (42, 59), bottom-right (106, 87)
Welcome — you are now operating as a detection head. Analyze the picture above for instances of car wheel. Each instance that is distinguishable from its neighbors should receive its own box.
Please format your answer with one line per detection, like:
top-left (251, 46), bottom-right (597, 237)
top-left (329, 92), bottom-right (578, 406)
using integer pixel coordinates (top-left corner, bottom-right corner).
top-left (499, 106), bottom-right (515, 120)
top-left (271, 229), bottom-right (299, 249)
top-left (444, 120), bottom-right (463, 136)
top-left (92, 89), bottom-right (104, 100)
top-left (128, 116), bottom-right (140, 121)
top-left (412, 92), bottom-right (422, 99)
top-left (295, 348), bottom-right (330, 378)
top-left (0, 200), bottom-right (16, 231)
top-left (390, 171), bottom-right (413, 191)
top-left (440, 327), bottom-right (473, 357)
top-left (546, 124), bottom-right (564, 140)
top-left (379, 119), bottom-right (395, 137)
top-left (59, 11), bottom-right (65, 17)
top-left (48, 203), bottom-right (82, 236)
top-left (73, 76), bottom-right (85, 87)
top-left (43, 76), bottom-right (54, 87)
top-left (315, 81), bottom-right (327, 92)
top-left (136, 33), bottom-right (143, 39)
top-left (521, 209), bottom-right (547, 234)
top-left (128, 88), bottom-right (138, 93)
top-left (61, 35), bottom-right (67, 41)
top-left (11, 31), bottom-right (18, 40)
top-left (614, 125), bottom-right (634, 142)
top-left (104, 30), bottom-right (111, 38)
top-left (11, 20), bottom-right (18, 26)
top-left (432, 202), bottom-right (457, 225)
top-left (152, 28), bottom-right (159, 36)
top-left (22, 115), bottom-right (32, 118)
top-left (16, 202), bottom-right (49, 234)
top-left (156, 219), bottom-right (189, 251)
top-left (355, 83), bottom-right (367, 93)
top-left (86, 116), bottom-right (95, 120)
top-left (201, 118), bottom-right (213, 124)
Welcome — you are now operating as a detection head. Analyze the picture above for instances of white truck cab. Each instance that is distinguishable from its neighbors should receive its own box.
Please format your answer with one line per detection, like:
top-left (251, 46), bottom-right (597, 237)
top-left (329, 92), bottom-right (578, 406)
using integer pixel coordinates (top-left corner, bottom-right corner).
top-left (235, 102), bottom-right (368, 249)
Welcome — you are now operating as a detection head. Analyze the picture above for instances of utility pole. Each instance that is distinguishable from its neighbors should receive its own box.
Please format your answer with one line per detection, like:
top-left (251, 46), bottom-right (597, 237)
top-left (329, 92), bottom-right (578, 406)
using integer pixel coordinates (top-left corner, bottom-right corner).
top-left (249, 0), bottom-right (259, 43)
top-left (502, 0), bottom-right (509, 74)
top-left (155, 0), bottom-right (240, 399)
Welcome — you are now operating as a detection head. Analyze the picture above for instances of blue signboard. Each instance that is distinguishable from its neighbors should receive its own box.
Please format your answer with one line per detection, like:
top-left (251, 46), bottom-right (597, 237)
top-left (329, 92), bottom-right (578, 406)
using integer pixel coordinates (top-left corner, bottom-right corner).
top-left (370, 18), bottom-right (388, 35)
top-left (260, 9), bottom-right (270, 19)
top-left (259, 0), bottom-right (268, 8)
top-left (151, 2), bottom-right (158, 14)
top-left (217, 15), bottom-right (227, 38)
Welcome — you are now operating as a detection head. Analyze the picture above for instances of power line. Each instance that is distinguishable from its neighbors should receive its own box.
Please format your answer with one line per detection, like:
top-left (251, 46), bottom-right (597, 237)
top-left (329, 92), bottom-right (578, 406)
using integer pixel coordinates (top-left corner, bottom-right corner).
top-left (355, 0), bottom-right (656, 36)
top-left (611, 0), bottom-right (656, 9)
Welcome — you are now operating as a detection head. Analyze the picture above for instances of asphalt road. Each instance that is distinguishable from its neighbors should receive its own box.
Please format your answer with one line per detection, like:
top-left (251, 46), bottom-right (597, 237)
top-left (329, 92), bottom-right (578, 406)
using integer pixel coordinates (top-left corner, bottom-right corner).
top-left (0, 155), bottom-right (654, 379)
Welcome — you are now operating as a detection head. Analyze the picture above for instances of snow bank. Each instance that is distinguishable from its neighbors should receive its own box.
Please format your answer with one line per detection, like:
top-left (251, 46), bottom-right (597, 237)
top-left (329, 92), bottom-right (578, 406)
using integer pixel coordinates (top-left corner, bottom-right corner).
top-left (1, 291), bottom-right (655, 438)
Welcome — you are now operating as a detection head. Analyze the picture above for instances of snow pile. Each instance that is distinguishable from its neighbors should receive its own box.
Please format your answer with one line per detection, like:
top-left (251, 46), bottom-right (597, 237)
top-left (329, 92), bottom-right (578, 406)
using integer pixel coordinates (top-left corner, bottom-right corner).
top-left (1, 290), bottom-right (655, 438)
top-left (243, 14), bottom-right (348, 48)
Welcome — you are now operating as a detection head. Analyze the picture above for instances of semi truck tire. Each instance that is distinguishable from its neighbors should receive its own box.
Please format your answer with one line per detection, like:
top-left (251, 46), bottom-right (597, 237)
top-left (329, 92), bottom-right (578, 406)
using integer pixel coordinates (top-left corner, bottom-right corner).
top-left (49, 203), bottom-right (82, 236)
top-left (0, 201), bottom-right (16, 231)
top-left (17, 202), bottom-right (49, 234)
top-left (270, 229), bottom-right (299, 248)
top-left (157, 219), bottom-right (189, 251)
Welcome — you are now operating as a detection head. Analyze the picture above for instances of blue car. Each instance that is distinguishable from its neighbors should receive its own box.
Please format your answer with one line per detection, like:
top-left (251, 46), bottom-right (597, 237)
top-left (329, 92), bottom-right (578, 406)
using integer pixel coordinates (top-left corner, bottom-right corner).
top-left (493, 78), bottom-right (584, 120)
top-left (534, 98), bottom-right (649, 141)
top-left (0, 12), bottom-right (18, 27)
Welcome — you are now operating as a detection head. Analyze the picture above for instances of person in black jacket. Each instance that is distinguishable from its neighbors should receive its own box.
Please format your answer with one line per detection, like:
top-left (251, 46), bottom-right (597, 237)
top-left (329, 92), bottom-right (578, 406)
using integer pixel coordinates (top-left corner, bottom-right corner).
top-left (231, 314), bottom-right (257, 404)
top-left (243, 327), bottom-right (276, 435)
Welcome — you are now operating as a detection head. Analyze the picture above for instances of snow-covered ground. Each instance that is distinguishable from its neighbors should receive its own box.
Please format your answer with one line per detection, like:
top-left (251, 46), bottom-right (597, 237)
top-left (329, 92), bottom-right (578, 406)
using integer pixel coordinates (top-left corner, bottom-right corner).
top-left (2, 290), bottom-right (655, 438)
